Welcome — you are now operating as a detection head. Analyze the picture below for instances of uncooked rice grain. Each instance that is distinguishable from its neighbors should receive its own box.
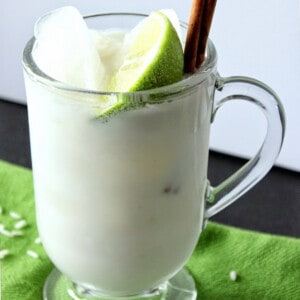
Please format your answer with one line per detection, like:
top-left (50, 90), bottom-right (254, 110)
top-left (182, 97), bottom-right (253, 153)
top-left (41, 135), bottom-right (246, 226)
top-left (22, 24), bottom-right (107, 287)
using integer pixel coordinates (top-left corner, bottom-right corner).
top-left (11, 230), bottom-right (24, 236)
top-left (35, 237), bottom-right (41, 244)
top-left (229, 270), bottom-right (237, 281)
top-left (0, 228), bottom-right (14, 237)
top-left (26, 250), bottom-right (39, 259)
top-left (9, 211), bottom-right (22, 219)
top-left (14, 219), bottom-right (27, 229)
top-left (0, 249), bottom-right (9, 259)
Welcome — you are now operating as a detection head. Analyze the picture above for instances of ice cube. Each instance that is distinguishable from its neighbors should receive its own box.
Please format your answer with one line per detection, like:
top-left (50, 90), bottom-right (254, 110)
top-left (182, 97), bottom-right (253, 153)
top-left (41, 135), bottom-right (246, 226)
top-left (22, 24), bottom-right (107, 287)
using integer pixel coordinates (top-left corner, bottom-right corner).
top-left (33, 6), bottom-right (105, 91)
top-left (90, 30), bottom-right (126, 81)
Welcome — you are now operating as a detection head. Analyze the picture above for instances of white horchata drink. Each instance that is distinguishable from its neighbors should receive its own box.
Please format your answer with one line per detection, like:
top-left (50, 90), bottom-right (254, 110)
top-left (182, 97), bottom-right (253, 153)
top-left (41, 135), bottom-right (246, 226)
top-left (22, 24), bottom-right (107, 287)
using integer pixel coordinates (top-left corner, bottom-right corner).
top-left (24, 6), bottom-right (214, 297)
top-left (25, 74), bottom-right (213, 295)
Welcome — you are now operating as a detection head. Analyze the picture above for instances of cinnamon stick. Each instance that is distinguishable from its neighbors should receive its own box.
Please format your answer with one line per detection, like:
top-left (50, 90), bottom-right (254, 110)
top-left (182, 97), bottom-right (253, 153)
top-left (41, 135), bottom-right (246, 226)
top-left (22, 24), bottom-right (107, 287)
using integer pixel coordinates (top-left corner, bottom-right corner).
top-left (184, 0), bottom-right (217, 73)
top-left (196, 0), bottom-right (217, 68)
top-left (184, 0), bottom-right (205, 73)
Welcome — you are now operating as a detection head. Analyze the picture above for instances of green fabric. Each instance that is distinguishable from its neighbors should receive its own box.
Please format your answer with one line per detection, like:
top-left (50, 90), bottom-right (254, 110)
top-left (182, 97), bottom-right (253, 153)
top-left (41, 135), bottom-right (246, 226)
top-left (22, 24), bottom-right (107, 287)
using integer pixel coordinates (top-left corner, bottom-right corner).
top-left (0, 160), bottom-right (299, 299)
top-left (0, 160), bottom-right (53, 299)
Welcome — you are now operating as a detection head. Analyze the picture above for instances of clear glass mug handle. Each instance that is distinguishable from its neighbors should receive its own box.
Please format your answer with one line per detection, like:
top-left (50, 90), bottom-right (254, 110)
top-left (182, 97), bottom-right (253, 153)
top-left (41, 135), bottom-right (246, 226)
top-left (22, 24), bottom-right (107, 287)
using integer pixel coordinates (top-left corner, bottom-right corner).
top-left (205, 75), bottom-right (286, 219)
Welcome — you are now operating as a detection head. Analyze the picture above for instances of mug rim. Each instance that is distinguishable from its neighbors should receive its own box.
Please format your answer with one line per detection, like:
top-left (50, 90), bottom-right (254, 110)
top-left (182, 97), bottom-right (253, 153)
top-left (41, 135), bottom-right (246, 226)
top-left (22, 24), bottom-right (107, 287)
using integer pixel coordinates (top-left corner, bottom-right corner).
top-left (22, 12), bottom-right (218, 98)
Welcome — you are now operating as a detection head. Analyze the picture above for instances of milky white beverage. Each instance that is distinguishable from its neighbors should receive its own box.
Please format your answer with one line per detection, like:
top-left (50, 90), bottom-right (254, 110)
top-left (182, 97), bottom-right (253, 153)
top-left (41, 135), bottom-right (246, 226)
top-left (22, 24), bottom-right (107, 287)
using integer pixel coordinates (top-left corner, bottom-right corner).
top-left (24, 59), bottom-right (214, 295)
top-left (22, 7), bottom-right (215, 296)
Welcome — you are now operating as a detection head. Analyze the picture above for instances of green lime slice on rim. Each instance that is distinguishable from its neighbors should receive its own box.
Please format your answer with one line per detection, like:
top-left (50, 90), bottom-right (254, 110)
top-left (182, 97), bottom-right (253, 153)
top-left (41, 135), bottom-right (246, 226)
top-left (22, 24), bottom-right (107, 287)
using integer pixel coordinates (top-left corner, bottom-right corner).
top-left (101, 10), bottom-right (184, 116)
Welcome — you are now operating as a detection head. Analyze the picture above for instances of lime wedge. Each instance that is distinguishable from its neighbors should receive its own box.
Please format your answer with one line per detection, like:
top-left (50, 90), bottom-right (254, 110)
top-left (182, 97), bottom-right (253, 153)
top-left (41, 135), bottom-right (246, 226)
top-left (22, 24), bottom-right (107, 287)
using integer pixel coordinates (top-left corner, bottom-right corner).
top-left (102, 10), bottom-right (184, 116)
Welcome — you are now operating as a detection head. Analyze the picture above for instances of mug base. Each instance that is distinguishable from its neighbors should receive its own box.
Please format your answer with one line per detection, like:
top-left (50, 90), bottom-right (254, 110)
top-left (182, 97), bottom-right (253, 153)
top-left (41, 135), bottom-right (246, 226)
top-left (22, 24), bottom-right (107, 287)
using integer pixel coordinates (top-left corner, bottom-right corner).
top-left (43, 268), bottom-right (197, 300)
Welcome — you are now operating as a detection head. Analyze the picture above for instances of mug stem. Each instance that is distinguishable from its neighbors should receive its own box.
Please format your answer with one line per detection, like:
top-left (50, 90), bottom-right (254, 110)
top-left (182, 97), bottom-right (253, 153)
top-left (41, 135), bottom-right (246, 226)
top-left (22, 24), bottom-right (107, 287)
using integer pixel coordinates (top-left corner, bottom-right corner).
top-left (205, 75), bottom-right (285, 219)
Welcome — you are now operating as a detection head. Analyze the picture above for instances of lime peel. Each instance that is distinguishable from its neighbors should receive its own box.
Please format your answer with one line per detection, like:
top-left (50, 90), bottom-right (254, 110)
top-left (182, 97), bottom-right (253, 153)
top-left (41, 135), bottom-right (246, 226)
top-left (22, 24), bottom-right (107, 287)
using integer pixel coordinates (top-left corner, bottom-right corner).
top-left (101, 10), bottom-right (184, 117)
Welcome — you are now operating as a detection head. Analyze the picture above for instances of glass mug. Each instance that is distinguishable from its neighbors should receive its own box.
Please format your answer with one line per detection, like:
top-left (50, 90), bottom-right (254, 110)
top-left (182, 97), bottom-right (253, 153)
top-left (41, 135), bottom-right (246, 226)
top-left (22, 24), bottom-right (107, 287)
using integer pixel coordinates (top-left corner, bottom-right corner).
top-left (23, 12), bottom-right (285, 300)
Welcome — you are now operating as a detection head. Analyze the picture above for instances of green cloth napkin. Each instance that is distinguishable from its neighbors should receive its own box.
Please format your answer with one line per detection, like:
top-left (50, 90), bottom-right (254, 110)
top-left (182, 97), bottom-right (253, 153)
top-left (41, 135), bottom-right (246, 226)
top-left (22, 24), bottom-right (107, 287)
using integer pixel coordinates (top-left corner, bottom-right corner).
top-left (0, 160), bottom-right (299, 299)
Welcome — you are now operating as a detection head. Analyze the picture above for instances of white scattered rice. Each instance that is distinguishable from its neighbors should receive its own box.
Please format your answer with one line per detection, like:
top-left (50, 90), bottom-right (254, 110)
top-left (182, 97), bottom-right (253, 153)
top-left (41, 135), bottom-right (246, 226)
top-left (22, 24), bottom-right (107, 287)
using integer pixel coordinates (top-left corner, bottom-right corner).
top-left (0, 225), bottom-right (23, 237)
top-left (14, 219), bottom-right (27, 229)
top-left (9, 211), bottom-right (22, 219)
top-left (229, 270), bottom-right (237, 281)
top-left (0, 227), bottom-right (14, 237)
top-left (11, 230), bottom-right (24, 236)
top-left (0, 249), bottom-right (9, 259)
top-left (26, 250), bottom-right (39, 259)
top-left (34, 237), bottom-right (42, 244)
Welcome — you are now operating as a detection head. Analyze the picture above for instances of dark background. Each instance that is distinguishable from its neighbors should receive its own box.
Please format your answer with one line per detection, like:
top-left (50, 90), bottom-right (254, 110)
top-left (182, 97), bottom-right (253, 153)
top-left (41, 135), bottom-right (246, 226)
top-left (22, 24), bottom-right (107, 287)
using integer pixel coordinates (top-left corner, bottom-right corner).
top-left (0, 98), bottom-right (299, 238)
